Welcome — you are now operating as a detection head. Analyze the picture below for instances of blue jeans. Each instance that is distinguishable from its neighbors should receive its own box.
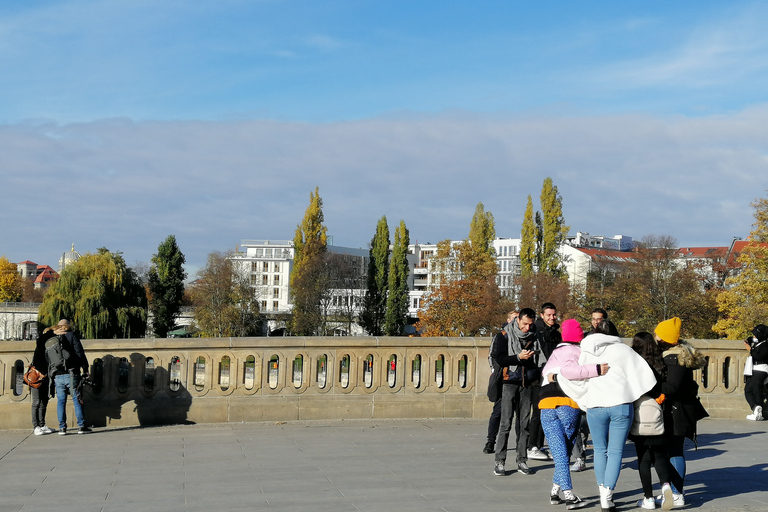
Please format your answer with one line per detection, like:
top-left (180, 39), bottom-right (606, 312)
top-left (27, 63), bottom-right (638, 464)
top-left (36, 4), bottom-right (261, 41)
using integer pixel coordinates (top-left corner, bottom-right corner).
top-left (54, 373), bottom-right (85, 429)
top-left (586, 403), bottom-right (634, 490)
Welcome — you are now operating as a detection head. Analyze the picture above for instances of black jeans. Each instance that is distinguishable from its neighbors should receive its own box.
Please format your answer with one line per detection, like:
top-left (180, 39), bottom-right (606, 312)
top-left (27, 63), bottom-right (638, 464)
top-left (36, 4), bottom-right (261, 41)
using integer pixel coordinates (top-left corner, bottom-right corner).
top-left (30, 381), bottom-right (49, 428)
top-left (495, 383), bottom-right (532, 464)
top-left (745, 371), bottom-right (767, 410)
top-left (635, 441), bottom-right (673, 498)
top-left (487, 399), bottom-right (502, 444)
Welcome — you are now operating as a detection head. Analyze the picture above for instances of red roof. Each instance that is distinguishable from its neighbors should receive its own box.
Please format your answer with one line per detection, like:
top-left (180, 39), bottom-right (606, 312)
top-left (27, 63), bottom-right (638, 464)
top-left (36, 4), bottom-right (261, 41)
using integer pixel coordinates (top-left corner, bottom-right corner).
top-left (572, 247), bottom-right (639, 263)
top-left (17, 260), bottom-right (37, 265)
top-left (677, 247), bottom-right (727, 258)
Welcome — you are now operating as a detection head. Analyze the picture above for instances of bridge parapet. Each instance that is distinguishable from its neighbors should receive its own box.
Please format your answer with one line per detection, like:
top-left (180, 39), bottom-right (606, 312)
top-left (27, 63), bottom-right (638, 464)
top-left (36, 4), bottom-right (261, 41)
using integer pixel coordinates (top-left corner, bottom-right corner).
top-left (0, 338), bottom-right (753, 429)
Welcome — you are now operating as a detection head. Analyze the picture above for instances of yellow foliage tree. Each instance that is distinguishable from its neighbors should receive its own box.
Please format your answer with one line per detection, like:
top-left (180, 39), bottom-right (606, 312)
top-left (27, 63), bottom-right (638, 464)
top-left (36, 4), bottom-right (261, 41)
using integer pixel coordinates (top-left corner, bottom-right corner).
top-left (0, 256), bottom-right (24, 302)
top-left (714, 195), bottom-right (768, 339)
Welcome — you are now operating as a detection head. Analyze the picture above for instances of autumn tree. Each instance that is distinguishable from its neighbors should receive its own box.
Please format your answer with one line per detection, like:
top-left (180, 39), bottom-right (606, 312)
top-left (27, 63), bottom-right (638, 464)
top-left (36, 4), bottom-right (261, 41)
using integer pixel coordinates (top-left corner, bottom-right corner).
top-left (0, 256), bottom-right (24, 302)
top-left (360, 216), bottom-right (390, 335)
top-left (39, 248), bottom-right (147, 338)
top-left (191, 252), bottom-right (260, 337)
top-left (715, 195), bottom-right (768, 338)
top-left (148, 235), bottom-right (187, 338)
top-left (384, 220), bottom-right (410, 335)
top-left (469, 202), bottom-right (495, 257)
top-left (539, 178), bottom-right (569, 277)
top-left (290, 187), bottom-right (328, 335)
top-left (418, 206), bottom-right (506, 336)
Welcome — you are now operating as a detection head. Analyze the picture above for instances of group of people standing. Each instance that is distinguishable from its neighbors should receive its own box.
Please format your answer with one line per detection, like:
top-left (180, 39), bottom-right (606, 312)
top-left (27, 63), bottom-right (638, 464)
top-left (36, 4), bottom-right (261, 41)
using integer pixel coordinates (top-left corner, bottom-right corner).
top-left (29, 319), bottom-right (91, 435)
top-left (486, 305), bottom-right (709, 511)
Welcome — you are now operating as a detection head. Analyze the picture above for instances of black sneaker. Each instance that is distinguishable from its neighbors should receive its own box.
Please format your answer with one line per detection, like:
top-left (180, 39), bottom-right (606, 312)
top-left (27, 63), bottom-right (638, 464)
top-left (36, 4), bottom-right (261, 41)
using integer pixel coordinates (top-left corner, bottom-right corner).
top-left (483, 442), bottom-right (495, 454)
top-left (78, 426), bottom-right (92, 434)
top-left (494, 462), bottom-right (506, 476)
top-left (517, 462), bottom-right (534, 475)
top-left (565, 495), bottom-right (587, 510)
top-left (551, 491), bottom-right (563, 505)
top-left (58, 428), bottom-right (67, 436)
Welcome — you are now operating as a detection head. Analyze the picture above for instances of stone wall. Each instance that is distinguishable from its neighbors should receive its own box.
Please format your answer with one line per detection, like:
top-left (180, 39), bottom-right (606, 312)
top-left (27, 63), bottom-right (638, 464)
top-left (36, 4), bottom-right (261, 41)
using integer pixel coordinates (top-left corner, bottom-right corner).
top-left (0, 337), bottom-right (755, 430)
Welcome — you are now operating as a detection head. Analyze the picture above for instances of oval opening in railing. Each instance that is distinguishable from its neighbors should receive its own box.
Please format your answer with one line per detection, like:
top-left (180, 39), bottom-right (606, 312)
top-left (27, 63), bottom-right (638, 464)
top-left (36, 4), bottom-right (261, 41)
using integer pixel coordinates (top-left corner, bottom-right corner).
top-left (117, 357), bottom-right (131, 394)
top-left (388, 355), bottom-right (397, 388)
top-left (268, 355), bottom-right (279, 389)
top-left (169, 356), bottom-right (182, 392)
top-left (194, 356), bottom-right (206, 392)
top-left (91, 358), bottom-right (104, 394)
top-left (292, 355), bottom-right (303, 388)
top-left (143, 357), bottom-right (155, 393)
top-left (219, 356), bottom-right (230, 391)
top-left (412, 355), bottom-right (421, 388)
top-left (317, 354), bottom-right (327, 389)
top-left (458, 355), bottom-right (467, 388)
top-left (13, 360), bottom-right (24, 396)
top-left (435, 355), bottom-right (445, 388)
top-left (722, 356), bottom-right (731, 389)
top-left (243, 355), bottom-right (255, 390)
top-left (364, 354), bottom-right (374, 388)
top-left (701, 356), bottom-right (710, 389)
top-left (340, 354), bottom-right (350, 388)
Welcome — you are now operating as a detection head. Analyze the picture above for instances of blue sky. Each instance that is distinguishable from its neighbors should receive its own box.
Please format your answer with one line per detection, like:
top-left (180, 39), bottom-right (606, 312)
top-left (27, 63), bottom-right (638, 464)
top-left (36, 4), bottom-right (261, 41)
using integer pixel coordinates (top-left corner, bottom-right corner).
top-left (2, 0), bottom-right (768, 275)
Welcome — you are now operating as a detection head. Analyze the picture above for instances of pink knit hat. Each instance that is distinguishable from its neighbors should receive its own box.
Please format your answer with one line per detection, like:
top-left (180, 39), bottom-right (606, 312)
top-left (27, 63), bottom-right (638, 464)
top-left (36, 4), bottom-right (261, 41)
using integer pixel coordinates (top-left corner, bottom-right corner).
top-left (561, 319), bottom-right (584, 343)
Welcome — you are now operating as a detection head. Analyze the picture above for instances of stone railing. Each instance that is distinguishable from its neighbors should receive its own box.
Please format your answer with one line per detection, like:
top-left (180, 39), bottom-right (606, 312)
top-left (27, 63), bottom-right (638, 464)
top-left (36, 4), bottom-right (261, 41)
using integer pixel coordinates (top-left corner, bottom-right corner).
top-left (0, 337), bottom-right (755, 429)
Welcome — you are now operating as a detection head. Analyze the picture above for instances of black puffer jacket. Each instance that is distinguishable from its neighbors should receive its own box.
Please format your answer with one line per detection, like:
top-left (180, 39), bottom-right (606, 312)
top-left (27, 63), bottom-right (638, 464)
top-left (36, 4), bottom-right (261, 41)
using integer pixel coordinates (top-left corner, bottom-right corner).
top-left (661, 342), bottom-right (708, 440)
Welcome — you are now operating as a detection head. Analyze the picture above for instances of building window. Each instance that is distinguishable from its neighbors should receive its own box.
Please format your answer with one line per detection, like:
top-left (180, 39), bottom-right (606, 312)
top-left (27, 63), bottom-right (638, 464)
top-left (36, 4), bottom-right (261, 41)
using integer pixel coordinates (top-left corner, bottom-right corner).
top-left (261, 300), bottom-right (267, 310)
top-left (251, 262), bottom-right (258, 271)
top-left (262, 262), bottom-right (269, 272)
top-left (273, 288), bottom-right (279, 298)
top-left (250, 275), bottom-right (257, 285)
top-left (272, 301), bottom-right (279, 311)
top-left (274, 262), bottom-right (280, 272)
top-left (262, 275), bottom-right (268, 285)
top-left (273, 275), bottom-right (279, 285)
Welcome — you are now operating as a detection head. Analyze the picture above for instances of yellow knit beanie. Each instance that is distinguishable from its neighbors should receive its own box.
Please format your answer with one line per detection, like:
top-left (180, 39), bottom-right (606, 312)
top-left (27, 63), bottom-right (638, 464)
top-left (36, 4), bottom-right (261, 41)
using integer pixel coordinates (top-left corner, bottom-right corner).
top-left (655, 317), bottom-right (681, 345)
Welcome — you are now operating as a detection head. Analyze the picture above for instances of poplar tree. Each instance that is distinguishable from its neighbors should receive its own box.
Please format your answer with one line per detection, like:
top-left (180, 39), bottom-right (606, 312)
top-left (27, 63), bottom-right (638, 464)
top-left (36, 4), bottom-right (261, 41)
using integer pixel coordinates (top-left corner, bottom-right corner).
top-left (714, 194), bottom-right (768, 338)
top-left (289, 187), bottom-right (328, 335)
top-left (148, 235), bottom-right (187, 338)
top-left (539, 177), bottom-right (570, 277)
top-left (520, 196), bottom-right (536, 277)
top-left (468, 202), bottom-right (496, 257)
top-left (360, 216), bottom-right (390, 335)
top-left (384, 220), bottom-right (410, 335)
top-left (39, 248), bottom-right (147, 338)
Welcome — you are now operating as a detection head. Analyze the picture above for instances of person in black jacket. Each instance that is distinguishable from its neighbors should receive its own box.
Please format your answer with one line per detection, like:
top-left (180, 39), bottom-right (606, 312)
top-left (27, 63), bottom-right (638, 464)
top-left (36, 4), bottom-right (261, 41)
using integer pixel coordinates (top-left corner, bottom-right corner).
top-left (31, 327), bottom-right (57, 435)
top-left (484, 311), bottom-right (518, 454)
top-left (528, 302), bottom-right (561, 461)
top-left (744, 324), bottom-right (768, 421)
top-left (655, 317), bottom-right (708, 509)
top-left (48, 319), bottom-right (92, 435)
top-left (491, 308), bottom-right (538, 476)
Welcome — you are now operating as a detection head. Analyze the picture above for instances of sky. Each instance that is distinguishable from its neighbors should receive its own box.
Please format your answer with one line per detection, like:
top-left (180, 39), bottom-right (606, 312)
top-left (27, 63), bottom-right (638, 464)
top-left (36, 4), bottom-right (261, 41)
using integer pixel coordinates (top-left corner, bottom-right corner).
top-left (2, 0), bottom-right (768, 277)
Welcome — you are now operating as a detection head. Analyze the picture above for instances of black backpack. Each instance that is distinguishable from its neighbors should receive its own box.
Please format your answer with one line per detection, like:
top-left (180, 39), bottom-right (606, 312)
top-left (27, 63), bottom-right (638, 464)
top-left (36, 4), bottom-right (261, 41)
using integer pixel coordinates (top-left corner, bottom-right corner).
top-left (45, 334), bottom-right (75, 373)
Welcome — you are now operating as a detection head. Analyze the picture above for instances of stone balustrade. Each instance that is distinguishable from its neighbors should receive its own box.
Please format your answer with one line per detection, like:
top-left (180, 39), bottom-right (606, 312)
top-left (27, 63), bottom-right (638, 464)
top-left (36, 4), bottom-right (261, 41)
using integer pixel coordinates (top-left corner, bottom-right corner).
top-left (0, 337), bottom-right (756, 429)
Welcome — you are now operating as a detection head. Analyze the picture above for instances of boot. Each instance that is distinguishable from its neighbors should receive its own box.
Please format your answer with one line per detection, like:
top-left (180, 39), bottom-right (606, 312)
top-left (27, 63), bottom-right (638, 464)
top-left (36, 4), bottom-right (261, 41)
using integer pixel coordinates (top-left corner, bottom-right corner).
top-left (598, 485), bottom-right (616, 512)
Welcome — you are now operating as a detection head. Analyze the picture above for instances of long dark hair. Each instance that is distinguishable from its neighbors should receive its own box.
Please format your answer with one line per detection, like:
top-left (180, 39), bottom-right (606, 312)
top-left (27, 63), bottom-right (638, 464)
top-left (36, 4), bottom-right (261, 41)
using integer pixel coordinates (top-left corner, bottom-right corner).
top-left (632, 331), bottom-right (665, 375)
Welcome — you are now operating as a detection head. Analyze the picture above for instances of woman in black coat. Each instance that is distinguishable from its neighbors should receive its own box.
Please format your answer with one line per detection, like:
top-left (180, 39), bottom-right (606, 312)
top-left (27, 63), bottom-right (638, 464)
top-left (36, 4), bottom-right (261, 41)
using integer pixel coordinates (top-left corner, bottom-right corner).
top-left (30, 327), bottom-right (57, 435)
top-left (744, 324), bottom-right (768, 420)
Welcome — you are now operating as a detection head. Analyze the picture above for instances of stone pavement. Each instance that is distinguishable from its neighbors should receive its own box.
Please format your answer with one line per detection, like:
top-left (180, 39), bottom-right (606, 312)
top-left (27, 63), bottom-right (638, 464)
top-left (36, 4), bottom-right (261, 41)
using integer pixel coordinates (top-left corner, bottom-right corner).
top-left (0, 418), bottom-right (766, 512)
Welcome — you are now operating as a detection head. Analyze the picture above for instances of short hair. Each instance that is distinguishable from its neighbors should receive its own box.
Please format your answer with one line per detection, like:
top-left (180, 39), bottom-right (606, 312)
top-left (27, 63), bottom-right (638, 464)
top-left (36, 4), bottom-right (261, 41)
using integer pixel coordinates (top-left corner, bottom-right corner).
top-left (519, 308), bottom-right (537, 321)
top-left (595, 319), bottom-right (619, 336)
top-left (591, 308), bottom-right (608, 320)
top-left (540, 302), bottom-right (557, 313)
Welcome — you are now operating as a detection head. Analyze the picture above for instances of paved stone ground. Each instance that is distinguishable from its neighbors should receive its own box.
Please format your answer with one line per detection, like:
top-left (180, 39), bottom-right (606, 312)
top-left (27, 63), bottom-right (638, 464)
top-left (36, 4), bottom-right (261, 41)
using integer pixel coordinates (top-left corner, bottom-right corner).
top-left (0, 418), bottom-right (766, 512)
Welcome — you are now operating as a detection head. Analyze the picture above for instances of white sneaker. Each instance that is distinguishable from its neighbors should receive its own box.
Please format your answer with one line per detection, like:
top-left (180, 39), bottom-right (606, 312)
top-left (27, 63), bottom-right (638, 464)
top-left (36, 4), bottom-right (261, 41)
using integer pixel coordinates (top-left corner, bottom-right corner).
top-left (39, 425), bottom-right (54, 434)
top-left (661, 483), bottom-right (674, 510)
top-left (570, 457), bottom-right (586, 472)
top-left (33, 427), bottom-right (43, 436)
top-left (755, 405), bottom-right (763, 421)
top-left (637, 497), bottom-right (656, 510)
top-left (656, 493), bottom-right (685, 509)
top-left (527, 447), bottom-right (550, 460)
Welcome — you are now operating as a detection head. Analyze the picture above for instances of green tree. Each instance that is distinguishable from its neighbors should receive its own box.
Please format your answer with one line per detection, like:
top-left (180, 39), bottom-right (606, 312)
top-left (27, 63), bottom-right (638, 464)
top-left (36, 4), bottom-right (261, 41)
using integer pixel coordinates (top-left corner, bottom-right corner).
top-left (0, 256), bottom-right (23, 302)
top-left (539, 177), bottom-right (569, 277)
top-left (148, 235), bottom-right (187, 338)
top-left (520, 196), bottom-right (536, 277)
top-left (468, 202), bottom-right (495, 257)
top-left (360, 216), bottom-right (390, 335)
top-left (715, 195), bottom-right (768, 338)
top-left (290, 187), bottom-right (328, 335)
top-left (385, 220), bottom-right (410, 335)
top-left (39, 248), bottom-right (147, 338)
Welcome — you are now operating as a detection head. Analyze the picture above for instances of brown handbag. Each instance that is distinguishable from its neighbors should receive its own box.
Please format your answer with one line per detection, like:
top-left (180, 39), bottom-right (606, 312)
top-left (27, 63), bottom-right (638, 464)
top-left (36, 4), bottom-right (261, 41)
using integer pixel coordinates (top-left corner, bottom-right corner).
top-left (23, 365), bottom-right (46, 389)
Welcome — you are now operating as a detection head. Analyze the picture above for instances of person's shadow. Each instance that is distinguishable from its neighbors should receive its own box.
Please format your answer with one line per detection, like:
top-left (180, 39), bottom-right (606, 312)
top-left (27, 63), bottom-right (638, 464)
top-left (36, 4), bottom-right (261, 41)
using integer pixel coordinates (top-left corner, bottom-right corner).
top-left (82, 353), bottom-right (194, 428)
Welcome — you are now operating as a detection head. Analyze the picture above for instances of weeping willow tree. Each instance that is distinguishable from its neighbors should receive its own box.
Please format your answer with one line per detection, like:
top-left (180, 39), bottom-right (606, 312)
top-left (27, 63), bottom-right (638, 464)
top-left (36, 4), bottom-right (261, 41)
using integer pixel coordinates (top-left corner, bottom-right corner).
top-left (39, 248), bottom-right (147, 338)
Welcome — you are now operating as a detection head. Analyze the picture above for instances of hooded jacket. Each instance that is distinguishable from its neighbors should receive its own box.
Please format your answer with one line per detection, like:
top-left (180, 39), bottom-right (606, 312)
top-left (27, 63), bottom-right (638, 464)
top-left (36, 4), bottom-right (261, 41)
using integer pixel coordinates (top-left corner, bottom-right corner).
top-left (490, 318), bottom-right (538, 386)
top-left (661, 341), bottom-right (708, 439)
top-left (558, 333), bottom-right (656, 409)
